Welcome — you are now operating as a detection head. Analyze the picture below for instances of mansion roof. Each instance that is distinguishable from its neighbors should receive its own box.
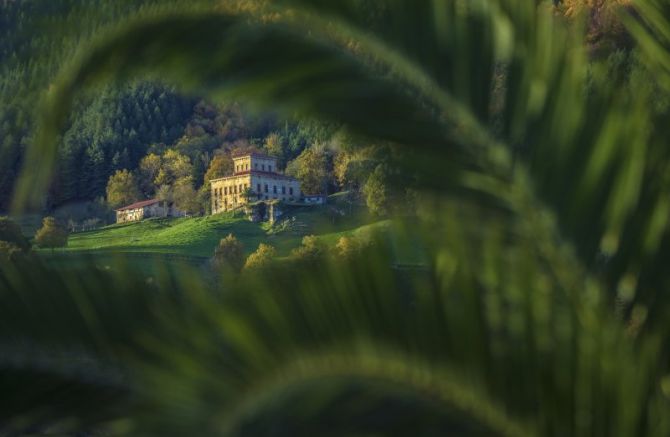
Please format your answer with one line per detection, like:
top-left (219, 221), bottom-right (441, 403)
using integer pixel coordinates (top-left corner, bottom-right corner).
top-left (115, 198), bottom-right (160, 211)
top-left (210, 170), bottom-right (299, 183)
top-left (231, 151), bottom-right (275, 160)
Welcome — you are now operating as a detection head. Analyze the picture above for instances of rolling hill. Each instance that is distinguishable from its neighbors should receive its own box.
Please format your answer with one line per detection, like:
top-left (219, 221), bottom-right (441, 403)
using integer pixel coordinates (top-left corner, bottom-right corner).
top-left (49, 199), bottom-right (383, 260)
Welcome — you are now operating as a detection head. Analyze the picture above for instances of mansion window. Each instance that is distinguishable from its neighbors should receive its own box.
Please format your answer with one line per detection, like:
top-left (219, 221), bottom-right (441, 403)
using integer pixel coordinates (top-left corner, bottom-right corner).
top-left (289, 187), bottom-right (294, 195)
top-left (262, 164), bottom-right (265, 171)
top-left (257, 183), bottom-right (261, 192)
top-left (264, 184), bottom-right (268, 193)
top-left (282, 186), bottom-right (286, 194)
top-left (268, 165), bottom-right (272, 172)
top-left (224, 187), bottom-right (228, 195)
top-left (273, 185), bottom-right (277, 194)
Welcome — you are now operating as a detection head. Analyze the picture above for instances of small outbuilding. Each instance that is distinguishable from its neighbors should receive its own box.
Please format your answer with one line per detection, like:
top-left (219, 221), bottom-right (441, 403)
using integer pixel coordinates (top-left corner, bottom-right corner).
top-left (115, 199), bottom-right (184, 224)
top-left (303, 194), bottom-right (327, 205)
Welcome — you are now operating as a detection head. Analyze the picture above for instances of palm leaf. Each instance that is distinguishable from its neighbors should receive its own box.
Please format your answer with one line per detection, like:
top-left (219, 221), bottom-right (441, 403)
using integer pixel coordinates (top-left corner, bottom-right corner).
top-left (4, 0), bottom-right (670, 435)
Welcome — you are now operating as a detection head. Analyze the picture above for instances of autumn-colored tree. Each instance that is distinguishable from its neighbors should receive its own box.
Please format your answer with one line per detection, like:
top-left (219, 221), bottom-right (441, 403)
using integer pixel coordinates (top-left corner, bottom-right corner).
top-left (161, 149), bottom-right (193, 186)
top-left (203, 155), bottom-right (233, 185)
top-left (213, 233), bottom-right (245, 273)
top-left (138, 153), bottom-right (162, 196)
top-left (244, 243), bottom-right (277, 271)
top-left (0, 217), bottom-right (30, 252)
top-left (334, 147), bottom-right (378, 192)
top-left (362, 165), bottom-right (389, 217)
top-left (156, 184), bottom-right (172, 217)
top-left (0, 241), bottom-right (28, 262)
top-left (34, 217), bottom-right (68, 251)
top-left (557, 0), bottom-right (632, 54)
top-left (149, 150), bottom-right (194, 191)
top-left (106, 169), bottom-right (141, 209)
top-left (334, 235), bottom-right (363, 260)
top-left (263, 132), bottom-right (284, 166)
top-left (291, 235), bottom-right (326, 262)
top-left (172, 177), bottom-right (200, 215)
top-left (286, 145), bottom-right (332, 195)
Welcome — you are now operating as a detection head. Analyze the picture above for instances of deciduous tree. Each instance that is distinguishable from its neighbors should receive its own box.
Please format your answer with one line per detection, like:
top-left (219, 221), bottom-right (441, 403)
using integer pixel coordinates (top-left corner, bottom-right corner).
top-left (334, 235), bottom-right (363, 260)
top-left (156, 184), bottom-right (173, 217)
top-left (203, 155), bottom-right (232, 185)
top-left (263, 132), bottom-right (285, 166)
top-left (139, 153), bottom-right (162, 196)
top-left (106, 169), bottom-right (141, 209)
top-left (34, 217), bottom-right (68, 251)
top-left (291, 235), bottom-right (326, 262)
top-left (0, 241), bottom-right (27, 262)
top-left (213, 233), bottom-right (245, 273)
top-left (244, 243), bottom-right (276, 271)
top-left (362, 165), bottom-right (389, 217)
top-left (286, 145), bottom-right (332, 195)
top-left (0, 217), bottom-right (30, 251)
top-left (172, 177), bottom-right (200, 215)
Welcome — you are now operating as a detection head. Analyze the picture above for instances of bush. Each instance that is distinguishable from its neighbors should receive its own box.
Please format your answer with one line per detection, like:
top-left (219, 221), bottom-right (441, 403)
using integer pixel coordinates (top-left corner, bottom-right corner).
top-left (334, 235), bottom-right (364, 260)
top-left (213, 233), bottom-right (245, 273)
top-left (34, 217), bottom-right (68, 251)
top-left (291, 235), bottom-right (326, 262)
top-left (0, 241), bottom-right (28, 262)
top-left (362, 165), bottom-right (389, 217)
top-left (244, 243), bottom-right (277, 271)
top-left (0, 217), bottom-right (30, 251)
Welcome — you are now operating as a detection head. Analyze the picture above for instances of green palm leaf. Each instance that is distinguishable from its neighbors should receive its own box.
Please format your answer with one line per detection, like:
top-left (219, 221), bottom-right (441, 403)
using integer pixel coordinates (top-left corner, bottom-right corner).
top-left (4, 0), bottom-right (670, 435)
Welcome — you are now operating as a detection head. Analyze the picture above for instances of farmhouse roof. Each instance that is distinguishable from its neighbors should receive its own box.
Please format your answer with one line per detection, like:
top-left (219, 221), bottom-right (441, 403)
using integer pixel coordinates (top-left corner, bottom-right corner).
top-left (115, 198), bottom-right (160, 211)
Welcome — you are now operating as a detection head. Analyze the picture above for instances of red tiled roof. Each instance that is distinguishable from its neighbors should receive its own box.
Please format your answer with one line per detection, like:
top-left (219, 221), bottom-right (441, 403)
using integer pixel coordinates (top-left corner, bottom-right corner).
top-left (115, 199), bottom-right (160, 211)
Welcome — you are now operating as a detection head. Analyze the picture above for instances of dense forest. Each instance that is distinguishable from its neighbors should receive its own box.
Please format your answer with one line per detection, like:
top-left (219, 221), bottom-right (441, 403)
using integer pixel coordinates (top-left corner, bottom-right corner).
top-left (0, 0), bottom-right (408, 223)
top-left (0, 0), bottom-right (651, 218)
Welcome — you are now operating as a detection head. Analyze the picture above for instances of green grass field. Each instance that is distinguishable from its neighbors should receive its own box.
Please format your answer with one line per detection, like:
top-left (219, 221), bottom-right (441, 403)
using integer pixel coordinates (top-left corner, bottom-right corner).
top-left (55, 200), bottom-right (378, 258)
top-left (29, 195), bottom-right (431, 275)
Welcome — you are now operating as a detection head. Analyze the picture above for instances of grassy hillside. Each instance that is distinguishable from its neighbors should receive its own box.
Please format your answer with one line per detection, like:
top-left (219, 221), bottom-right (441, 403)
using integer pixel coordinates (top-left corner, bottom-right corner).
top-left (58, 200), bottom-right (379, 259)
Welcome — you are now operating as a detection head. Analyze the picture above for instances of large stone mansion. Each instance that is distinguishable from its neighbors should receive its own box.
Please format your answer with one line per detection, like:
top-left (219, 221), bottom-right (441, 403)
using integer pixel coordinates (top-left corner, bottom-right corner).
top-left (210, 153), bottom-right (302, 214)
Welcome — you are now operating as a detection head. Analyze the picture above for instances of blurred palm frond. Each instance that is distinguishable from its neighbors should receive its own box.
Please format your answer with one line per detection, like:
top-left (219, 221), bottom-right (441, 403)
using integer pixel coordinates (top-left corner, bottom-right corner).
top-left (3, 0), bottom-right (670, 435)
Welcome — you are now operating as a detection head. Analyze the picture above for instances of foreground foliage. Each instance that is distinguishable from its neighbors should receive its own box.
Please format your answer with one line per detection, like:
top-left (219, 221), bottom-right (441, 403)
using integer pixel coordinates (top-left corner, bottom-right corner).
top-left (3, 0), bottom-right (670, 436)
